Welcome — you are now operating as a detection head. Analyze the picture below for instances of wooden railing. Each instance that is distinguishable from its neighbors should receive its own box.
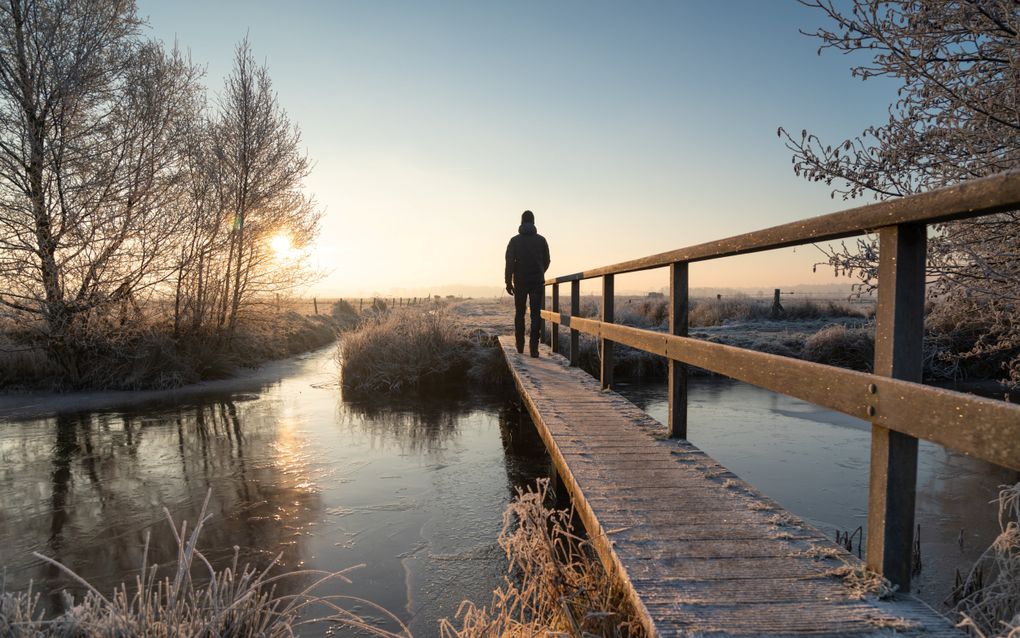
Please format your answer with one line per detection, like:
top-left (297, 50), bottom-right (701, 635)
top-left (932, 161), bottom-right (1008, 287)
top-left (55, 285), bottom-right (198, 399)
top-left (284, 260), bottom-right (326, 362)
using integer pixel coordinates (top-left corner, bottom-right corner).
top-left (541, 170), bottom-right (1020, 591)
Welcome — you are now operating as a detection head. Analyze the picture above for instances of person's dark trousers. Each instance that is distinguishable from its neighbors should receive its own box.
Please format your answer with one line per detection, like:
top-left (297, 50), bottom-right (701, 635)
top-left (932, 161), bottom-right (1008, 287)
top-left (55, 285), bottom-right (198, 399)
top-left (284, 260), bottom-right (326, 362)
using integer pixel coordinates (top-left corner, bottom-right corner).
top-left (514, 283), bottom-right (544, 353)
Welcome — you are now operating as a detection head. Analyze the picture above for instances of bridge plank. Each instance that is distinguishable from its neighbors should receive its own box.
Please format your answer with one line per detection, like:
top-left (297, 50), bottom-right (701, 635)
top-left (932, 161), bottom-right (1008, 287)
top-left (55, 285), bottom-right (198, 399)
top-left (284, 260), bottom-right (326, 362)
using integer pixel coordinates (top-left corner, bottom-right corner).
top-left (499, 336), bottom-right (961, 638)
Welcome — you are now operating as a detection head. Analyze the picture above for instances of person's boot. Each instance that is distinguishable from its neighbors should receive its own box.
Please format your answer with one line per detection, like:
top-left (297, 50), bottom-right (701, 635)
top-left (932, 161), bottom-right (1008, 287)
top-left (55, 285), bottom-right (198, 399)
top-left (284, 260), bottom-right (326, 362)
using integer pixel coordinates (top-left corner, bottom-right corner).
top-left (516, 341), bottom-right (524, 354)
top-left (529, 344), bottom-right (539, 358)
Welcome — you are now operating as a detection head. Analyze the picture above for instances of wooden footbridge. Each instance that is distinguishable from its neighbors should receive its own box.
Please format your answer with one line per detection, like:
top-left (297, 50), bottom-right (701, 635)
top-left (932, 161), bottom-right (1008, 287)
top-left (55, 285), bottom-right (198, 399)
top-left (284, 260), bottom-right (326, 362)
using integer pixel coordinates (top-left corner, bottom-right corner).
top-left (500, 171), bottom-right (1020, 637)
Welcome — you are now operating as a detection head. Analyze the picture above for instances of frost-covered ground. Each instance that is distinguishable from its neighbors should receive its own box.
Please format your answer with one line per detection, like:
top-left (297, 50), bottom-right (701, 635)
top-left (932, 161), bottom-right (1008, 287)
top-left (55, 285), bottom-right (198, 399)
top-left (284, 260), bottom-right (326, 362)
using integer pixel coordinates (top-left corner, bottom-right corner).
top-left (692, 317), bottom-right (870, 358)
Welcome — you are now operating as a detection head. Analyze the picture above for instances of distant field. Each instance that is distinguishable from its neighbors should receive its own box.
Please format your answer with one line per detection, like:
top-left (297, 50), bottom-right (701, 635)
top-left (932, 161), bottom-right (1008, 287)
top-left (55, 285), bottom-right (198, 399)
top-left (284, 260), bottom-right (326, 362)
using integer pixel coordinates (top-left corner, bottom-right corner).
top-left (278, 295), bottom-right (437, 316)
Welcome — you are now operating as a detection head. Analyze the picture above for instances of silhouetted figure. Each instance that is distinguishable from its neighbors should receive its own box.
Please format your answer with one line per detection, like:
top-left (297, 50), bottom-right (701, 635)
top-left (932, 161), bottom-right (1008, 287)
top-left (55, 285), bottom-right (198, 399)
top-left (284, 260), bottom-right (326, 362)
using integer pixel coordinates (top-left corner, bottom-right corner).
top-left (505, 210), bottom-right (550, 357)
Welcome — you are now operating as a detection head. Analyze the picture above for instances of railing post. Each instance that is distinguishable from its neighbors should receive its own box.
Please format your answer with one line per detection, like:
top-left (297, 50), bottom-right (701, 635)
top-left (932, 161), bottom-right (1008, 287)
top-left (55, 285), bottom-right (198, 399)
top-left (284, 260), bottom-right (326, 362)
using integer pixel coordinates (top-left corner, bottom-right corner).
top-left (539, 285), bottom-right (545, 347)
top-left (601, 275), bottom-right (614, 389)
top-left (866, 223), bottom-right (925, 592)
top-left (551, 283), bottom-right (560, 354)
top-left (668, 262), bottom-right (689, 439)
top-left (570, 280), bottom-right (580, 366)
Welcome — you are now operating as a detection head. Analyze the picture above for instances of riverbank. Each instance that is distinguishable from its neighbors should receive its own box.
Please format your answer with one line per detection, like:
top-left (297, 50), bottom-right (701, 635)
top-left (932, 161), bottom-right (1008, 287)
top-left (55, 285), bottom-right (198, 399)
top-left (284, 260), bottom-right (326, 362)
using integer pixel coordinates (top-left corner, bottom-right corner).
top-left (0, 302), bottom-right (360, 394)
top-left (0, 342), bottom-right (336, 421)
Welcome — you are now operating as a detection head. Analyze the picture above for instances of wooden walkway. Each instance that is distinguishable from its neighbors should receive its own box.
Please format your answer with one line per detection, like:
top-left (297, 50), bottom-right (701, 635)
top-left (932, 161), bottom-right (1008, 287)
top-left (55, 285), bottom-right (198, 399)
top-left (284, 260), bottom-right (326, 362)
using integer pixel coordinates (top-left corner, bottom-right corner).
top-left (499, 336), bottom-right (961, 638)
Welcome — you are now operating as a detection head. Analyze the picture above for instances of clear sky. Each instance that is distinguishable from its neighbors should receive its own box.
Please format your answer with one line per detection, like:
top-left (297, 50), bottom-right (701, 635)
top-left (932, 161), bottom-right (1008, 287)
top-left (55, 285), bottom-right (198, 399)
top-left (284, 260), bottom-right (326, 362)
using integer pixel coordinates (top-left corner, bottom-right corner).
top-left (137, 0), bottom-right (898, 297)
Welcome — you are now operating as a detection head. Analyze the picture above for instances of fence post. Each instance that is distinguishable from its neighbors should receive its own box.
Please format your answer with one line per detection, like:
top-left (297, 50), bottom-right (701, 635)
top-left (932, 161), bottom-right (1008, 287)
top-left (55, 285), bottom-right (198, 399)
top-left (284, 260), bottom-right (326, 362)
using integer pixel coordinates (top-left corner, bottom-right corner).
top-left (771, 288), bottom-right (784, 318)
top-left (865, 223), bottom-right (925, 592)
top-left (601, 275), bottom-right (614, 389)
top-left (313, 297), bottom-right (318, 315)
top-left (359, 298), bottom-right (363, 312)
top-left (551, 283), bottom-right (560, 354)
top-left (668, 262), bottom-right (689, 439)
top-left (569, 280), bottom-right (580, 366)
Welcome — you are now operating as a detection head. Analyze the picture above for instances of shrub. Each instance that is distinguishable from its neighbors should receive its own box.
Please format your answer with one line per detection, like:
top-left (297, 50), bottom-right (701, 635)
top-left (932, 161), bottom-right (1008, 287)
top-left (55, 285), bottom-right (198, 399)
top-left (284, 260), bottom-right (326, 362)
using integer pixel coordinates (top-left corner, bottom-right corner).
top-left (689, 296), bottom-right (768, 326)
top-left (0, 333), bottom-right (58, 390)
top-left (801, 324), bottom-right (875, 372)
top-left (925, 299), bottom-right (1020, 383)
top-left (331, 299), bottom-right (361, 331)
top-left (617, 299), bottom-right (668, 329)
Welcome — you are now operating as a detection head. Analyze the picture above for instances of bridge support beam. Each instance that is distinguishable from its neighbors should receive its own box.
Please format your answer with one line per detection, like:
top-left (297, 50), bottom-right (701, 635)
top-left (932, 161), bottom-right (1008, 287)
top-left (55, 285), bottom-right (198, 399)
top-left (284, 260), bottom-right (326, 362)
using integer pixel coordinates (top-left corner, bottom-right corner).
top-left (569, 280), bottom-right (580, 366)
top-left (866, 223), bottom-right (925, 592)
top-left (601, 275), bottom-right (614, 389)
top-left (668, 262), bottom-right (689, 439)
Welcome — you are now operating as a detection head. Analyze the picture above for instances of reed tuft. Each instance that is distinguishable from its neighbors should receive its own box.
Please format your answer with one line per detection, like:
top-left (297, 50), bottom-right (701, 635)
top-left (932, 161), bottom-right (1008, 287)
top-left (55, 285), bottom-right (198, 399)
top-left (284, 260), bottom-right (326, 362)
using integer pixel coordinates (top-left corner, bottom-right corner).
top-left (440, 479), bottom-right (645, 638)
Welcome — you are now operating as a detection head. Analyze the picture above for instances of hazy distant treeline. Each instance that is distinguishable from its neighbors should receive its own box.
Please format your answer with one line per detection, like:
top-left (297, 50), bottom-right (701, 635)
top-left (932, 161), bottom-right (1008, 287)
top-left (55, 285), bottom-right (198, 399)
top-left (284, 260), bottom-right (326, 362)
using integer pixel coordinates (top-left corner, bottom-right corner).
top-left (0, 0), bottom-right (319, 382)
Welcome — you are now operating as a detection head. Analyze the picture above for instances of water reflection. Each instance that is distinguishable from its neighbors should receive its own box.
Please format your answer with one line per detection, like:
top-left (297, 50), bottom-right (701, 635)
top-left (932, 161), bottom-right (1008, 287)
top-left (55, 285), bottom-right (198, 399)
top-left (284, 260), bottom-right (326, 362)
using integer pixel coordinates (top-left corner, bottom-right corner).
top-left (0, 396), bottom-right (323, 613)
top-left (339, 396), bottom-right (469, 455)
top-left (0, 348), bottom-right (553, 637)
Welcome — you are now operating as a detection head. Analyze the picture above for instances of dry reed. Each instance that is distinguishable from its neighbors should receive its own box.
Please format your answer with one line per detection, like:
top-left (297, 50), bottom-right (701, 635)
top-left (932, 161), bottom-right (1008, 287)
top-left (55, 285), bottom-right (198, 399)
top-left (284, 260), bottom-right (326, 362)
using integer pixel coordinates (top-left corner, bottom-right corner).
top-left (338, 308), bottom-right (504, 393)
top-left (802, 324), bottom-right (875, 371)
top-left (955, 482), bottom-right (1020, 638)
top-left (0, 492), bottom-right (409, 638)
top-left (440, 479), bottom-right (645, 638)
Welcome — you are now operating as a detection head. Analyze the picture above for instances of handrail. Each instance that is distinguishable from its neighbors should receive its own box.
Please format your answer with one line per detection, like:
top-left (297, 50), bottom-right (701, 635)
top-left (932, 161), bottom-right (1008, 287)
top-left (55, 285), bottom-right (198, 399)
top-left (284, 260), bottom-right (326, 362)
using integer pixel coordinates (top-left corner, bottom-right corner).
top-left (541, 311), bottom-right (1020, 471)
top-left (545, 169), bottom-right (1020, 284)
top-left (540, 170), bottom-right (1020, 593)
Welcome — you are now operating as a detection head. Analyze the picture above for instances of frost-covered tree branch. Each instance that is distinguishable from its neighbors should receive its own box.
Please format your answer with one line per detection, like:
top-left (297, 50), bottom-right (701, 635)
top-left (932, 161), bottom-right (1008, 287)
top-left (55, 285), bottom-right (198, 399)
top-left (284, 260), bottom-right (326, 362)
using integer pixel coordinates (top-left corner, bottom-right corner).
top-left (783, 0), bottom-right (1020, 384)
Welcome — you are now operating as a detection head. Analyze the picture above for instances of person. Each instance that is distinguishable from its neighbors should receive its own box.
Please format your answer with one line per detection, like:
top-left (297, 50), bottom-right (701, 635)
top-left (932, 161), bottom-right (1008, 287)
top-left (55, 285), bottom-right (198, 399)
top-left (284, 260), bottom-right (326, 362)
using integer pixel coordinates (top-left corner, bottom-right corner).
top-left (505, 210), bottom-right (550, 357)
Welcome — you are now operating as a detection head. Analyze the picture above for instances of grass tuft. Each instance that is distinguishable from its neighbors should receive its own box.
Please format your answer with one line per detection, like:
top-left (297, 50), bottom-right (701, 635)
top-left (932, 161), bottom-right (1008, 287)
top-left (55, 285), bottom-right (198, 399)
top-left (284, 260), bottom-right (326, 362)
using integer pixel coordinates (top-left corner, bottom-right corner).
top-left (821, 563), bottom-right (897, 601)
top-left (338, 308), bottom-right (506, 394)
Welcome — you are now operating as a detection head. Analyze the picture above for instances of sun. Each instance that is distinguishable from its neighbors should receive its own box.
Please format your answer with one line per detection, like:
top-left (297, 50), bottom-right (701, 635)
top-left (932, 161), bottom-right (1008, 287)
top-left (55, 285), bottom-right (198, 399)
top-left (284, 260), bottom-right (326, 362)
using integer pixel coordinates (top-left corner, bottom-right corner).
top-left (270, 233), bottom-right (294, 259)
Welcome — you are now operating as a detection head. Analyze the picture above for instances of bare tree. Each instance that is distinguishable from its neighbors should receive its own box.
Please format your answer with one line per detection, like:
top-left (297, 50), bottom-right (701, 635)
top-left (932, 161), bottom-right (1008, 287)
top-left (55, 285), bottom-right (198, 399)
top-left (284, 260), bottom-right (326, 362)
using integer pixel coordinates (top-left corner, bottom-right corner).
top-left (210, 37), bottom-right (319, 339)
top-left (781, 0), bottom-right (1020, 383)
top-left (0, 0), bottom-right (203, 379)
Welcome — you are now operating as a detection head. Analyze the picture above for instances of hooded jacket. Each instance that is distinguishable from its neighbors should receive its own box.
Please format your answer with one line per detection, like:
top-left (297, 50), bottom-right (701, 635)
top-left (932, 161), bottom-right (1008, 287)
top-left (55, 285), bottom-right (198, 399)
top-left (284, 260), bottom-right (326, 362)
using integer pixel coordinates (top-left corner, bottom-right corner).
top-left (505, 222), bottom-right (551, 289)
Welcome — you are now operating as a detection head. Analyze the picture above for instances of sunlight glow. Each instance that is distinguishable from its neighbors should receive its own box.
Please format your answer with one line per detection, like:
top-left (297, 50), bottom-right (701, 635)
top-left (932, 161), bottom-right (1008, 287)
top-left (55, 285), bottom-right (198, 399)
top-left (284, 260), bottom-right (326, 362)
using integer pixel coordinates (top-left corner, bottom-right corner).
top-left (270, 233), bottom-right (296, 261)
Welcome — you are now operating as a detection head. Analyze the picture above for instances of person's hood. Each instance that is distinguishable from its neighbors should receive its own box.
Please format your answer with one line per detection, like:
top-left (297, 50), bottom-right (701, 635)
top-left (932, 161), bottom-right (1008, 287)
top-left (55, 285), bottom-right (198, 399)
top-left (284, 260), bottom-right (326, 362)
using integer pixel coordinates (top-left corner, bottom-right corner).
top-left (518, 222), bottom-right (537, 235)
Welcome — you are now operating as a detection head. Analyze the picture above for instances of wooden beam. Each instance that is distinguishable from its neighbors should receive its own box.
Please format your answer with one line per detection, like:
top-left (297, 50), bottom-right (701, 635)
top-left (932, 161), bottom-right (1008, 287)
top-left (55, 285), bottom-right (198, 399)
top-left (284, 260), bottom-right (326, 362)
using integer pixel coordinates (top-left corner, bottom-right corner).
top-left (601, 275), bottom-right (615, 390)
top-left (866, 224), bottom-right (926, 592)
top-left (669, 263), bottom-right (689, 439)
top-left (570, 280), bottom-right (580, 366)
top-left (551, 283), bottom-right (560, 355)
